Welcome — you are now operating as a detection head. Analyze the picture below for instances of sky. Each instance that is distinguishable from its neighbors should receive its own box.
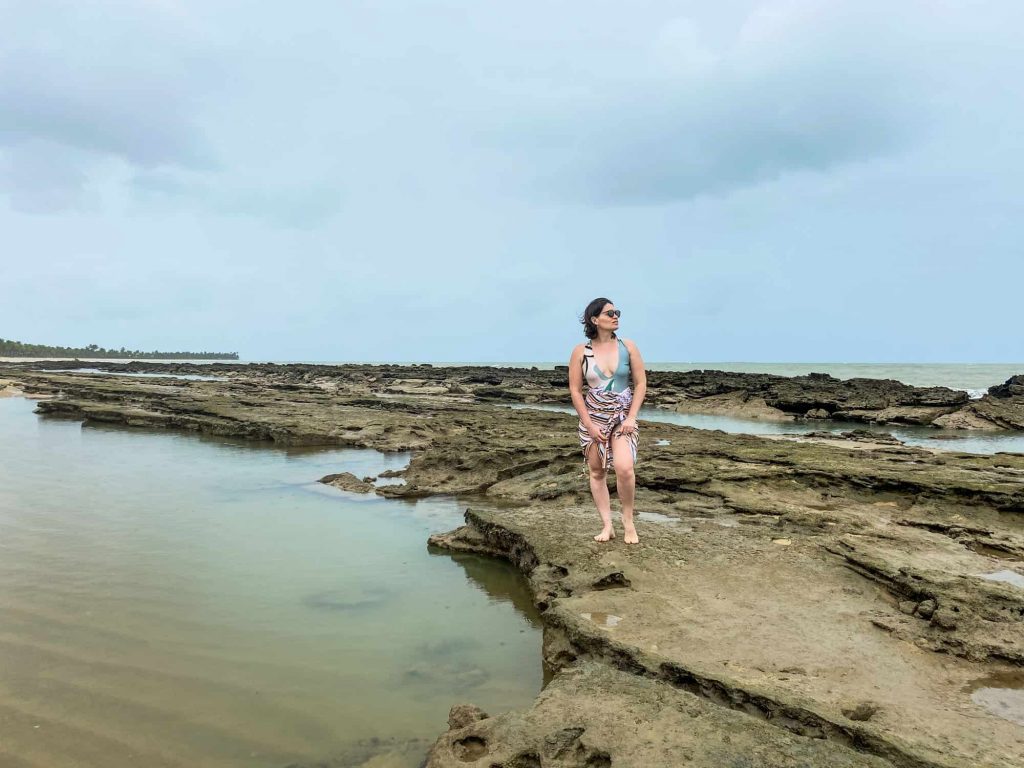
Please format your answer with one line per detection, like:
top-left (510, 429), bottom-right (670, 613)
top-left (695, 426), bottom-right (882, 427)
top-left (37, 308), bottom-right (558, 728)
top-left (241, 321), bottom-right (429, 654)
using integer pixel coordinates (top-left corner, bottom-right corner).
top-left (2, 0), bottom-right (1022, 363)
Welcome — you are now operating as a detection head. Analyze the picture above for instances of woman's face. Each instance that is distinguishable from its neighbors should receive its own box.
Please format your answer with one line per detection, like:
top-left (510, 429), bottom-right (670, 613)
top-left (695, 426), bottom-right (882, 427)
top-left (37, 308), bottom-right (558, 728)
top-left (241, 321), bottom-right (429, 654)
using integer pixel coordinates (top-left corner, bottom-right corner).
top-left (592, 303), bottom-right (620, 336)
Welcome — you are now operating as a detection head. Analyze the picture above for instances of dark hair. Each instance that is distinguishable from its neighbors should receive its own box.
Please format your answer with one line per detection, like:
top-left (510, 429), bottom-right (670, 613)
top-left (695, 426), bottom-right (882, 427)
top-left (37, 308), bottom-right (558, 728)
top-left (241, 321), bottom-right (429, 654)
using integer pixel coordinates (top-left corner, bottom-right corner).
top-left (580, 297), bottom-right (614, 340)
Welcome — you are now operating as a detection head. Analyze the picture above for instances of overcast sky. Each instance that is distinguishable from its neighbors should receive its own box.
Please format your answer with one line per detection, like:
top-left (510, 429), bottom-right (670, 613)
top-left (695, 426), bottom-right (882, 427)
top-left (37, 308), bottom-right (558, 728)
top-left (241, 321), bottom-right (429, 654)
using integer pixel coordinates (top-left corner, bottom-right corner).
top-left (2, 0), bottom-right (1022, 362)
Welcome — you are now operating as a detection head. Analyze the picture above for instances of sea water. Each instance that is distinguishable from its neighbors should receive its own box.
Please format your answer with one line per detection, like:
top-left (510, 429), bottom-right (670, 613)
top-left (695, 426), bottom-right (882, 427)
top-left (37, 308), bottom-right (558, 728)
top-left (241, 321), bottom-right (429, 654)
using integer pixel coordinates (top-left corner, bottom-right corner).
top-left (0, 398), bottom-right (541, 768)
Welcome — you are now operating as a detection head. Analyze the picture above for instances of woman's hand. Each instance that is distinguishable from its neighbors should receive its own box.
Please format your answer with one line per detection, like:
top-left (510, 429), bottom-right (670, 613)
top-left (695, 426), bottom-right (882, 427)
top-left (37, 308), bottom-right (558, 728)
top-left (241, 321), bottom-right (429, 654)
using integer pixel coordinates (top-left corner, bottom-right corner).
top-left (587, 423), bottom-right (605, 444)
top-left (617, 416), bottom-right (638, 436)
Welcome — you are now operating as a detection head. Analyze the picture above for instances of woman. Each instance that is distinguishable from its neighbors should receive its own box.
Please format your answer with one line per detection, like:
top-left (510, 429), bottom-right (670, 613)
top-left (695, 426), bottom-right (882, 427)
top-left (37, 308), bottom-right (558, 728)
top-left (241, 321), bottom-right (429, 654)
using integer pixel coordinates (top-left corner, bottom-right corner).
top-left (568, 297), bottom-right (647, 544)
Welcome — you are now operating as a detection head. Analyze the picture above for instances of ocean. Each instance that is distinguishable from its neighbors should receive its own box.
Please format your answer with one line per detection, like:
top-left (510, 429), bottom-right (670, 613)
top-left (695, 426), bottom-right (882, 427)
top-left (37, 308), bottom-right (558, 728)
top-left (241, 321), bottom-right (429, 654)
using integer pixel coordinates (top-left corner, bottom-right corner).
top-left (9, 359), bottom-right (1018, 399)
top-left (0, 397), bottom-right (541, 767)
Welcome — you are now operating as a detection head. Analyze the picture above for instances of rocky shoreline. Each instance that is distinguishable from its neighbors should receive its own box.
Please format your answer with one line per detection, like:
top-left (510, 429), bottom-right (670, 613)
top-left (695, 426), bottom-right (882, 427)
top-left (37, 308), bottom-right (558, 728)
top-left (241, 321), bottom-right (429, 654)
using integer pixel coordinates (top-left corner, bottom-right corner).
top-left (7, 358), bottom-right (1024, 429)
top-left (2, 362), bottom-right (1023, 768)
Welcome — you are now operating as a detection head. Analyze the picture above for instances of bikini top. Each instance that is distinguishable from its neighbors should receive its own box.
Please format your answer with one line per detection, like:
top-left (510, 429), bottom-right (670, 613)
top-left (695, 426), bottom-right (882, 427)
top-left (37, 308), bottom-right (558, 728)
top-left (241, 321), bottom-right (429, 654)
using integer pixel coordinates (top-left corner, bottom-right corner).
top-left (582, 337), bottom-right (631, 393)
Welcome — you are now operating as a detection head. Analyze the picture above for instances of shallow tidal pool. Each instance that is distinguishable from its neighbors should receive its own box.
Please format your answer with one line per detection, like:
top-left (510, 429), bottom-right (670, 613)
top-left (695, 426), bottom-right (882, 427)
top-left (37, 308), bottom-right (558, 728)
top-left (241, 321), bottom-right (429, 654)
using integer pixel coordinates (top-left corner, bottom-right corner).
top-left (0, 397), bottom-right (541, 768)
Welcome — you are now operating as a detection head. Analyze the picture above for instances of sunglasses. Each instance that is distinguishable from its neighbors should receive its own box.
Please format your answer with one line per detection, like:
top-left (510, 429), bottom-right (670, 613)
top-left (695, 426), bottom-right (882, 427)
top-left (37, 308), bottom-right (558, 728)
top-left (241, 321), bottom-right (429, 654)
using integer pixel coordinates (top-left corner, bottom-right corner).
top-left (601, 310), bottom-right (622, 318)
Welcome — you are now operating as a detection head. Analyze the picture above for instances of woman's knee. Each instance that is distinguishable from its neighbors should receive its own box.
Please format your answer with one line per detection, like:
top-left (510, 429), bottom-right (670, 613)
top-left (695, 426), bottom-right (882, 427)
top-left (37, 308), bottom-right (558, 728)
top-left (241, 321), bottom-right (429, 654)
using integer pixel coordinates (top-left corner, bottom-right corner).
top-left (588, 465), bottom-right (607, 482)
top-left (614, 464), bottom-right (635, 483)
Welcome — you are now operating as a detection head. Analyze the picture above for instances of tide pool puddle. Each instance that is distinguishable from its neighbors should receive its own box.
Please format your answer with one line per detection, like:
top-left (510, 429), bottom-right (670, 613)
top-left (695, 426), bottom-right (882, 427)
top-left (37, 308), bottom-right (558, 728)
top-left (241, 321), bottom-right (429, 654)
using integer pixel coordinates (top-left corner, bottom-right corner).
top-left (581, 612), bottom-right (622, 629)
top-left (45, 367), bottom-right (223, 381)
top-left (977, 570), bottom-right (1024, 589)
top-left (0, 397), bottom-right (542, 768)
top-left (966, 672), bottom-right (1024, 726)
top-left (638, 511), bottom-right (694, 533)
top-left (692, 515), bottom-right (740, 528)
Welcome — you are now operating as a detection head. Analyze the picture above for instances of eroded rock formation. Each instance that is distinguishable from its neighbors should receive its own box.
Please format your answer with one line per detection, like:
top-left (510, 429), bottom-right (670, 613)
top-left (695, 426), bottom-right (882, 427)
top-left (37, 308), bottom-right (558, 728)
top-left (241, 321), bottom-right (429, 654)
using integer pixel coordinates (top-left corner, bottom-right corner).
top-left (7, 359), bottom-right (1023, 429)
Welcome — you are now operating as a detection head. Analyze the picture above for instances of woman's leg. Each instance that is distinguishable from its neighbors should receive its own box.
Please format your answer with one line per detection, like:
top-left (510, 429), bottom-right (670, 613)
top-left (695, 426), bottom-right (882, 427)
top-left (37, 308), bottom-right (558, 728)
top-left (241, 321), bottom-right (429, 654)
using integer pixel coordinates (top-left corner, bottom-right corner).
top-left (586, 441), bottom-right (615, 541)
top-left (610, 433), bottom-right (639, 544)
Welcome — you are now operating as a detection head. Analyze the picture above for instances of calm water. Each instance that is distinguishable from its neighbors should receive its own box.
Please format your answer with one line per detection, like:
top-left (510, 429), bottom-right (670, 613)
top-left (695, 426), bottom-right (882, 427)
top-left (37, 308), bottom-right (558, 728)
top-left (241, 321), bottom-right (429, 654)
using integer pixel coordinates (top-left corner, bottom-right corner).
top-left (0, 398), bottom-right (541, 768)
top-left (11, 360), bottom-right (1022, 397)
top-left (508, 404), bottom-right (1024, 455)
top-left (46, 368), bottom-right (223, 381)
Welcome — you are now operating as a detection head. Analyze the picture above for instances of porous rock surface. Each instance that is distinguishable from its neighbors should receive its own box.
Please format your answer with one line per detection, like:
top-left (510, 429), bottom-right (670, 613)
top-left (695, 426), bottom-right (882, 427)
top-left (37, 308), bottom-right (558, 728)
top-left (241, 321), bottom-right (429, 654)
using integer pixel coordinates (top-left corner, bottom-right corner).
top-left (935, 375), bottom-right (1024, 431)
top-left (2, 362), bottom-right (1023, 768)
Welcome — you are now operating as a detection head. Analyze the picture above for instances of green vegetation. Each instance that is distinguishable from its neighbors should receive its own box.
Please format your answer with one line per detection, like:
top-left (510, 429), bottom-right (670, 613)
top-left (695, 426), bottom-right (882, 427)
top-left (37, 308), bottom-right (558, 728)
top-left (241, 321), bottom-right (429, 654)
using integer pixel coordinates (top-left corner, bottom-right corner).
top-left (0, 339), bottom-right (239, 360)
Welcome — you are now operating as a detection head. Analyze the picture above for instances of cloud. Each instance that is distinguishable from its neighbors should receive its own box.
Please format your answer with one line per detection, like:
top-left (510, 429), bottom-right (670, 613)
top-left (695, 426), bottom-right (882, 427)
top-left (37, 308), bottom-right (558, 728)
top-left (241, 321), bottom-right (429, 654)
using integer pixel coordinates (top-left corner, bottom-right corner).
top-left (0, 140), bottom-right (94, 214)
top-left (0, 1), bottom-right (216, 212)
top-left (493, 2), bottom-right (946, 204)
top-left (130, 169), bottom-right (342, 229)
top-left (1, 1), bottom-right (1022, 365)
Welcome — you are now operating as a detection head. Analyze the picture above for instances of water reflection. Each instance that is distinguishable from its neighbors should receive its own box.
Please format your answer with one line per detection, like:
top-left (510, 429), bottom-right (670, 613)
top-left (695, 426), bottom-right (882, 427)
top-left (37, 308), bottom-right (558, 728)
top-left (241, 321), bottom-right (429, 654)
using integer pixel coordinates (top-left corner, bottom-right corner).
top-left (45, 368), bottom-right (223, 381)
top-left (0, 397), bottom-right (541, 768)
top-left (977, 570), bottom-right (1024, 589)
top-left (435, 551), bottom-right (543, 627)
top-left (505, 403), bottom-right (1024, 455)
top-left (966, 671), bottom-right (1024, 726)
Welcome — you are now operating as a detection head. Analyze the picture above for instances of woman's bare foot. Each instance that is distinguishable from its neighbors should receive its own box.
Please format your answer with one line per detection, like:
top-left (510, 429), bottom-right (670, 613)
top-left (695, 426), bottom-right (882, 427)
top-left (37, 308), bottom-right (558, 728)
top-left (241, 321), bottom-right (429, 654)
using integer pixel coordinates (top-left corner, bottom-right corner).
top-left (594, 525), bottom-right (615, 542)
top-left (623, 519), bottom-right (639, 545)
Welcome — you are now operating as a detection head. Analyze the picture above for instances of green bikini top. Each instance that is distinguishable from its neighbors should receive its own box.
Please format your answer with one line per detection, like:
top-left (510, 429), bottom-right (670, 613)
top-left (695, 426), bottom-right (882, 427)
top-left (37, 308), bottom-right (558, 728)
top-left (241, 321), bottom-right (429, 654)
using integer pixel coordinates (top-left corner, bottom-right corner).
top-left (582, 337), bottom-right (631, 393)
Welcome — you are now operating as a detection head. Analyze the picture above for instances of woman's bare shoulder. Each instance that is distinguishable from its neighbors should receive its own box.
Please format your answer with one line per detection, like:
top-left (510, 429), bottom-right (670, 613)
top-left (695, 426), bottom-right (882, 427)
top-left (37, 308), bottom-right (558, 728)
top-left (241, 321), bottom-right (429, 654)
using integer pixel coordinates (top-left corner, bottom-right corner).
top-left (622, 338), bottom-right (640, 352)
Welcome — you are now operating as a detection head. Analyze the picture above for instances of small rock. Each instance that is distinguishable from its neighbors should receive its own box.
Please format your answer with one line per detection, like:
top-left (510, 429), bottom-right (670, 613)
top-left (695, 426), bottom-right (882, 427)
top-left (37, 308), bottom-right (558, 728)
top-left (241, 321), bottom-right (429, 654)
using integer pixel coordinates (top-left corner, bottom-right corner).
top-left (806, 408), bottom-right (830, 419)
top-left (931, 608), bottom-right (959, 630)
top-left (914, 599), bottom-right (937, 619)
top-left (592, 571), bottom-right (631, 590)
top-left (319, 472), bottom-right (374, 493)
top-left (448, 703), bottom-right (489, 730)
top-left (842, 701), bottom-right (881, 721)
top-left (898, 600), bottom-right (917, 615)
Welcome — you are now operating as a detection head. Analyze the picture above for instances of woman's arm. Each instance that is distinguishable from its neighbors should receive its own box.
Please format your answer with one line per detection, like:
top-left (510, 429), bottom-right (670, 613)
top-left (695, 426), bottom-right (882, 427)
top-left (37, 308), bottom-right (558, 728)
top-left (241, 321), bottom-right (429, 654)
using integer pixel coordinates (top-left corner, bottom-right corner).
top-left (625, 340), bottom-right (647, 420)
top-left (568, 345), bottom-right (595, 429)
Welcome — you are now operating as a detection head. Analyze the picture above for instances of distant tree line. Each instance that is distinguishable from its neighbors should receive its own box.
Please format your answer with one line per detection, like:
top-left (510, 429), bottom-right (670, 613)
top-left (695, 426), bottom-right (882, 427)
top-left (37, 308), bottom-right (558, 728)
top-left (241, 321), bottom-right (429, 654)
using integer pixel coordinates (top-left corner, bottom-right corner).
top-left (0, 338), bottom-right (239, 360)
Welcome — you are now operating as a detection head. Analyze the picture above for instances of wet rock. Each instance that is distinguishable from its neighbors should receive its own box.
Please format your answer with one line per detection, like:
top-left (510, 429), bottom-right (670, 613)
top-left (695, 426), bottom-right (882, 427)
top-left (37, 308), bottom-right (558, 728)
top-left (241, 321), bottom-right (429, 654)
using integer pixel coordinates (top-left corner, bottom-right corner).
top-left (802, 429), bottom-right (904, 446)
top-left (806, 408), bottom-right (830, 419)
top-left (928, 376), bottom-right (1024, 430)
top-left (319, 472), bottom-right (374, 493)
top-left (989, 375), bottom-right (1024, 399)
top-left (448, 703), bottom-right (489, 730)
top-left (842, 429), bottom-right (903, 444)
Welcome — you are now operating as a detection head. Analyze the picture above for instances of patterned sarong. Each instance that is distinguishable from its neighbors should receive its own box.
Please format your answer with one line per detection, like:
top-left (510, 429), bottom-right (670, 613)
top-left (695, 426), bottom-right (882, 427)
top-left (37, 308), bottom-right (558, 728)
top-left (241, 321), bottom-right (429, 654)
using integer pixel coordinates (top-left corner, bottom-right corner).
top-left (578, 386), bottom-right (638, 469)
